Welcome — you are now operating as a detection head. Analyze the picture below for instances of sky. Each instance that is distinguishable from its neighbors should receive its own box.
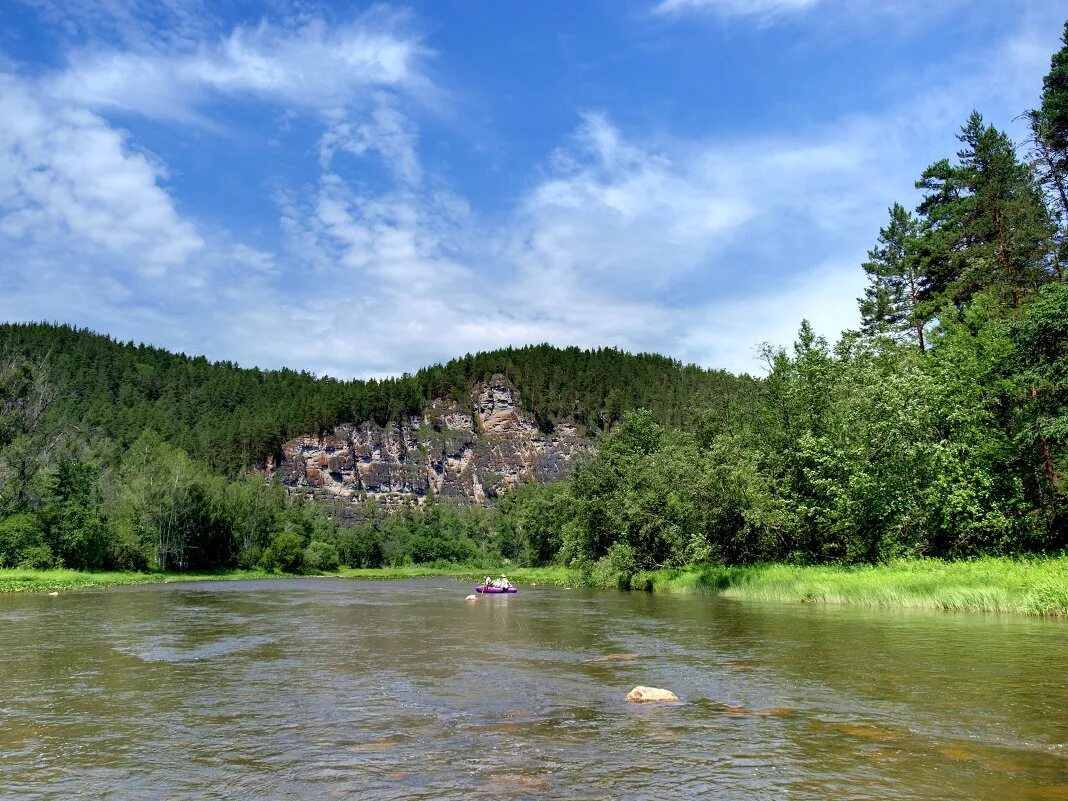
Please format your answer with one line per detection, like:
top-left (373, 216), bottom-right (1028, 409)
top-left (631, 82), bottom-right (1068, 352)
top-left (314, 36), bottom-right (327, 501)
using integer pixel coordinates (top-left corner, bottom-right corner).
top-left (0, 0), bottom-right (1063, 378)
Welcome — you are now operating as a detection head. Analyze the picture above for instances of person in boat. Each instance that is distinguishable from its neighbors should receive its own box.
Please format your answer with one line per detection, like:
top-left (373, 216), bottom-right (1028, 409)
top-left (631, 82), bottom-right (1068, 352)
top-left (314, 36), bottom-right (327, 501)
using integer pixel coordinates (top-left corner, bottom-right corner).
top-left (483, 575), bottom-right (493, 589)
top-left (500, 575), bottom-right (512, 589)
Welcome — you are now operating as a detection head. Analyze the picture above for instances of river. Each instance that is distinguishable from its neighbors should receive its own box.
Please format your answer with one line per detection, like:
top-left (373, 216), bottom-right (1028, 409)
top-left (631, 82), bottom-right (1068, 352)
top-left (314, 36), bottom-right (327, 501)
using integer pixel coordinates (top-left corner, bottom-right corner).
top-left (1, 578), bottom-right (1065, 799)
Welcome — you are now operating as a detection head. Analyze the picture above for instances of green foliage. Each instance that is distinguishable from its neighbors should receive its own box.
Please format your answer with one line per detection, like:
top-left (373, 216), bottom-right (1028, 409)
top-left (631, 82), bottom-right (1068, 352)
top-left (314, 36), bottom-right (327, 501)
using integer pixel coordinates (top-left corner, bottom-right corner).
top-left (859, 203), bottom-right (926, 348)
top-left (40, 460), bottom-right (109, 570)
top-left (916, 112), bottom-right (1054, 311)
top-left (1028, 22), bottom-right (1068, 276)
top-left (1040, 22), bottom-right (1068, 157)
top-left (0, 325), bottom-right (754, 478)
top-left (0, 513), bottom-right (46, 568)
top-left (617, 557), bottom-right (1068, 616)
top-left (262, 531), bottom-right (305, 573)
top-left (494, 482), bottom-right (573, 566)
top-left (303, 540), bottom-right (341, 573)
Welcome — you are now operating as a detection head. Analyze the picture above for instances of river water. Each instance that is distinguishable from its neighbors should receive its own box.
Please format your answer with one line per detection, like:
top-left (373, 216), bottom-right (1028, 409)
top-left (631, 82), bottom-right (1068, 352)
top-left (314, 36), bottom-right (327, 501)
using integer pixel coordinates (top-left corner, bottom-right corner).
top-left (0, 578), bottom-right (1065, 800)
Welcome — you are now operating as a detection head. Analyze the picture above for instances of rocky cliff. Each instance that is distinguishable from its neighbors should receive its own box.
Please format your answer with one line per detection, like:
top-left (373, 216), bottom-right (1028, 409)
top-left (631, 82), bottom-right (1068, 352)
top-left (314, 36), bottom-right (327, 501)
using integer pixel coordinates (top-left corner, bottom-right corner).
top-left (269, 375), bottom-right (589, 512)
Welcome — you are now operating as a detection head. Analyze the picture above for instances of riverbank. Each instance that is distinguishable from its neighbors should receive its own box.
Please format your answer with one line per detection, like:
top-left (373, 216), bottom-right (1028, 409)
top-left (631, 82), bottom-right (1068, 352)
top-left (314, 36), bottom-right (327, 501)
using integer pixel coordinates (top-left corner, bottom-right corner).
top-left (624, 557), bottom-right (1068, 616)
top-left (0, 565), bottom-right (567, 594)
top-left (0, 568), bottom-right (270, 594)
top-left (3, 557), bottom-right (1065, 616)
top-left (336, 560), bottom-right (1068, 615)
top-left (336, 565), bottom-right (574, 585)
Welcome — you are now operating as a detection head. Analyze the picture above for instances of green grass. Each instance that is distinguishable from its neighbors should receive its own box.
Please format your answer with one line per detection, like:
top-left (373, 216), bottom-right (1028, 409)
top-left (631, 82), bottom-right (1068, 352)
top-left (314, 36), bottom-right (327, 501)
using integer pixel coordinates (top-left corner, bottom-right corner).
top-left (0, 565), bottom-right (571, 594)
top-left (337, 565), bottom-right (576, 586)
top-left (4, 558), bottom-right (1066, 616)
top-left (0, 568), bottom-right (271, 594)
top-left (625, 556), bottom-right (1068, 616)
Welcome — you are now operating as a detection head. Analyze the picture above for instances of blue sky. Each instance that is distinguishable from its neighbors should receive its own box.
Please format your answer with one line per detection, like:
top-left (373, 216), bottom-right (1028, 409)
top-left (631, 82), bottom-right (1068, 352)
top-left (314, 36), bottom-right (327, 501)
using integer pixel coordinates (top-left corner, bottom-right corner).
top-left (0, 0), bottom-right (1063, 378)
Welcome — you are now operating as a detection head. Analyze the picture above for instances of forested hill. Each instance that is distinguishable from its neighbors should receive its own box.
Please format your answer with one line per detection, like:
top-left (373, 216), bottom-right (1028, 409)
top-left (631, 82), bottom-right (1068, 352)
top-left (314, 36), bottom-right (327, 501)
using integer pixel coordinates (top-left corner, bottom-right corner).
top-left (0, 323), bottom-right (755, 473)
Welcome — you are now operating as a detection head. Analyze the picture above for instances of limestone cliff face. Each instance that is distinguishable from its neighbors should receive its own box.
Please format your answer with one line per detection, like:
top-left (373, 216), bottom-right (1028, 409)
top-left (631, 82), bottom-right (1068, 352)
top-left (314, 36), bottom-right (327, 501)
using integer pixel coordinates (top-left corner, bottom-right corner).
top-left (270, 375), bottom-right (588, 509)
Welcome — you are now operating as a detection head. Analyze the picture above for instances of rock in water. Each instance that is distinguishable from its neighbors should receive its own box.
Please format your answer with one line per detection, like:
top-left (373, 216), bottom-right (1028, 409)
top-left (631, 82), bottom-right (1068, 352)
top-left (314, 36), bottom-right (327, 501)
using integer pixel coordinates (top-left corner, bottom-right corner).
top-left (626, 686), bottom-right (679, 703)
top-left (466, 594), bottom-right (478, 601)
top-left (46, 591), bottom-right (59, 596)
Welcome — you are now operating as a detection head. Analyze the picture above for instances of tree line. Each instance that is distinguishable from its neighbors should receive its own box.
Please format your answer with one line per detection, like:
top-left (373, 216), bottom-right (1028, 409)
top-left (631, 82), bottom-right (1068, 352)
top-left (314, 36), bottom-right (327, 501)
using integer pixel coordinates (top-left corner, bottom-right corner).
top-left (0, 325), bottom-right (750, 475)
top-left (0, 330), bottom-right (748, 571)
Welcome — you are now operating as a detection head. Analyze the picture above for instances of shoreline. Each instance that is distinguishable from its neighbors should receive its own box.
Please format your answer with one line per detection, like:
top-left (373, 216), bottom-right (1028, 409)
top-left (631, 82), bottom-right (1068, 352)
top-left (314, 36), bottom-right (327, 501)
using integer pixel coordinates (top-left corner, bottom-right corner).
top-left (624, 557), bottom-right (1068, 617)
top-left (2, 557), bottom-right (1065, 616)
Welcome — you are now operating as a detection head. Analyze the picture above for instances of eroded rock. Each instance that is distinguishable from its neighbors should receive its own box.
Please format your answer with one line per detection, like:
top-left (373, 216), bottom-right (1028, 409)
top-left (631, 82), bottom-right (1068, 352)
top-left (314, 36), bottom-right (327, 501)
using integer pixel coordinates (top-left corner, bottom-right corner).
top-left (270, 375), bottom-right (591, 513)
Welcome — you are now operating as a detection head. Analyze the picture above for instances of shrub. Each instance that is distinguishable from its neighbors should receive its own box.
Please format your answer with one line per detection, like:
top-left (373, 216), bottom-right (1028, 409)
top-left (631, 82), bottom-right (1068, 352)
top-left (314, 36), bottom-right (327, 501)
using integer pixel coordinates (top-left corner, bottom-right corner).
top-left (18, 545), bottom-right (55, 569)
top-left (303, 540), bottom-right (340, 572)
top-left (0, 513), bottom-right (45, 568)
top-left (109, 521), bottom-right (151, 571)
top-left (260, 531), bottom-right (305, 573)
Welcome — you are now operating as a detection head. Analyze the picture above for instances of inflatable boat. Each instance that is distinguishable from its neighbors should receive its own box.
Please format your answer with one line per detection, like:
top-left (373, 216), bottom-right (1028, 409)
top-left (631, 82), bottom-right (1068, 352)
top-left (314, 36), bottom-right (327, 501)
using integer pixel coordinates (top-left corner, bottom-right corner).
top-left (475, 585), bottom-right (517, 594)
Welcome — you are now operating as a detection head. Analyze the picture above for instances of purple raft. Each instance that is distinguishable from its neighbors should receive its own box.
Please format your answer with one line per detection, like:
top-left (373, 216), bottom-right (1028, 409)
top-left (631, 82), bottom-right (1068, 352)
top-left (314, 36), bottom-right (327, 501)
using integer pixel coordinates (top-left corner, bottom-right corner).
top-left (475, 585), bottom-right (517, 594)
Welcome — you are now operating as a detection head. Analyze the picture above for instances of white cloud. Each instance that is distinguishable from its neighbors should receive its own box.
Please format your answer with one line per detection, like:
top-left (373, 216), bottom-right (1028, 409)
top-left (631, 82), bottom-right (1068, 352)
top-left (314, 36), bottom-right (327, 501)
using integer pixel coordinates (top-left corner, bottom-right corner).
top-left (319, 96), bottom-right (423, 185)
top-left (655, 0), bottom-right (822, 20)
top-left (256, 104), bottom-right (885, 377)
top-left (513, 111), bottom-right (757, 289)
top-left (506, 110), bottom-right (884, 308)
top-left (3, 4), bottom-right (1064, 381)
top-left (0, 74), bottom-right (203, 275)
top-left (651, 0), bottom-right (978, 30)
top-left (0, 11), bottom-right (437, 368)
top-left (684, 261), bottom-right (866, 373)
top-left (47, 13), bottom-right (431, 124)
top-left (12, 0), bottom-right (218, 50)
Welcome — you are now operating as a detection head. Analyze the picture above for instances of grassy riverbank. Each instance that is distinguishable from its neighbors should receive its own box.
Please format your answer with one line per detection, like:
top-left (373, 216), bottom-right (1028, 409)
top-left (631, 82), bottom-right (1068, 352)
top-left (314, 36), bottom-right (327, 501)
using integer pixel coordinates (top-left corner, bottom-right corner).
top-left (3, 558), bottom-right (1065, 616)
top-left (336, 565), bottom-right (575, 585)
top-left (0, 565), bottom-right (568, 594)
top-left (0, 568), bottom-right (270, 594)
top-left (624, 557), bottom-right (1068, 616)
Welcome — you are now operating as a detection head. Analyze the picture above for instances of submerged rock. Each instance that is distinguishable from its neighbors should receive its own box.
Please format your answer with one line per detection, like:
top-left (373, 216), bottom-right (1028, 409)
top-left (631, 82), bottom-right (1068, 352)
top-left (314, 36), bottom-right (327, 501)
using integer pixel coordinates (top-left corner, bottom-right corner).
top-left (582, 653), bottom-right (640, 663)
top-left (466, 594), bottom-right (478, 601)
top-left (626, 686), bottom-right (680, 703)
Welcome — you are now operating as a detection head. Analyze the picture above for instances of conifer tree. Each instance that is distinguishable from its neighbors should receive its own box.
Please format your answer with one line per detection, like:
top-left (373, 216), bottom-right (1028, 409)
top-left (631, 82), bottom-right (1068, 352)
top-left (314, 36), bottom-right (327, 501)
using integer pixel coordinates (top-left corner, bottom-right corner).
top-left (917, 112), bottom-right (1054, 309)
top-left (859, 203), bottom-right (926, 349)
top-left (1027, 20), bottom-right (1068, 277)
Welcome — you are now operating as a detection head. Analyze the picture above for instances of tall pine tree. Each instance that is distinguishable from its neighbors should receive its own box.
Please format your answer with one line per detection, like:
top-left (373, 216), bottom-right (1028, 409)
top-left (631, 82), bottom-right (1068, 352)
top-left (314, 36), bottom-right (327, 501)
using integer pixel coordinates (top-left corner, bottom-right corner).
top-left (917, 112), bottom-right (1054, 310)
top-left (859, 203), bottom-right (926, 349)
top-left (1027, 20), bottom-right (1068, 277)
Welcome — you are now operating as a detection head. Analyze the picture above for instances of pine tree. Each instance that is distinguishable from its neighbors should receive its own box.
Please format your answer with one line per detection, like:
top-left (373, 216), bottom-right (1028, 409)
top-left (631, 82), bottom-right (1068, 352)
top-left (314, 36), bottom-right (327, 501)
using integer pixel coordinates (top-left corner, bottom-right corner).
top-left (859, 203), bottom-right (926, 349)
top-left (1027, 20), bottom-right (1068, 277)
top-left (917, 112), bottom-right (1054, 310)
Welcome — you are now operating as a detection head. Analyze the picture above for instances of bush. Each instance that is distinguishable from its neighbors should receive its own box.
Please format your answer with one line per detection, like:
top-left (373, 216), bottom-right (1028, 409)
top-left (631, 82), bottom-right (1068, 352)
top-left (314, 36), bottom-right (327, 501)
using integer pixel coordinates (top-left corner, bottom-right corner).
top-left (260, 531), bottom-right (305, 573)
top-left (256, 547), bottom-right (279, 573)
top-left (109, 521), bottom-right (151, 571)
top-left (606, 541), bottom-right (637, 576)
top-left (0, 513), bottom-right (45, 568)
top-left (303, 540), bottom-right (340, 572)
top-left (337, 526), bottom-right (382, 568)
top-left (18, 544), bottom-right (55, 569)
top-left (587, 555), bottom-right (629, 589)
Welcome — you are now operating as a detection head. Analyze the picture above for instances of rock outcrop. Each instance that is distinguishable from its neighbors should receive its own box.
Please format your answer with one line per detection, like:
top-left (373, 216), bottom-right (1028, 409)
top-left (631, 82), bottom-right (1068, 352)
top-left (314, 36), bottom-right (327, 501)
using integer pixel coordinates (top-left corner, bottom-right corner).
top-left (270, 375), bottom-right (589, 512)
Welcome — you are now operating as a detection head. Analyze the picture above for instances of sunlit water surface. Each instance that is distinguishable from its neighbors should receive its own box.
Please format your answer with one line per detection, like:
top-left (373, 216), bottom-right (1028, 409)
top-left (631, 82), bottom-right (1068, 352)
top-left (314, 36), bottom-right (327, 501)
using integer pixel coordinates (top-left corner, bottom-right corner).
top-left (1, 578), bottom-right (1065, 799)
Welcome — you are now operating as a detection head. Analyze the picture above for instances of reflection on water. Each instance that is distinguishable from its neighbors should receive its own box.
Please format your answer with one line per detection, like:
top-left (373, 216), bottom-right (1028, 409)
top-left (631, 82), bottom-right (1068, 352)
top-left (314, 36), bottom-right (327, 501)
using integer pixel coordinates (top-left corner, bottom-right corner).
top-left (0, 578), bottom-right (1065, 800)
